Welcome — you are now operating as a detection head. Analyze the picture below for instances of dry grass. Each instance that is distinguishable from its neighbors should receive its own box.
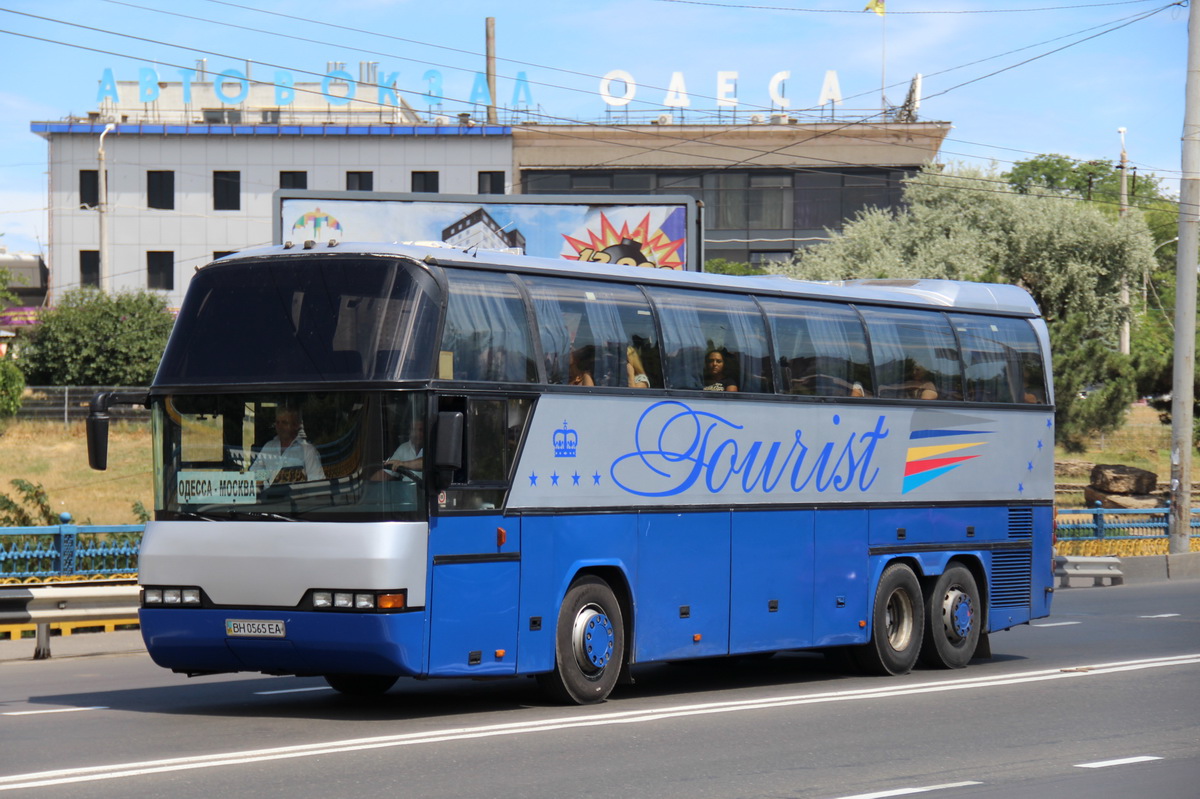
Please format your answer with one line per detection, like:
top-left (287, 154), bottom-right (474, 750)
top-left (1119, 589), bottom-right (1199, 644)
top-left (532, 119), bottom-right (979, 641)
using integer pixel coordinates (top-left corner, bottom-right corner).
top-left (0, 420), bottom-right (152, 525)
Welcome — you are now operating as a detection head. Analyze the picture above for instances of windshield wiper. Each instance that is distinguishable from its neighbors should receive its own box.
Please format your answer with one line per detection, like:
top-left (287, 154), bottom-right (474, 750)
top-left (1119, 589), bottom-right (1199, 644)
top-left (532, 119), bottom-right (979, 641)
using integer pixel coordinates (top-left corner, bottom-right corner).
top-left (171, 511), bottom-right (220, 521)
top-left (230, 510), bottom-right (298, 522)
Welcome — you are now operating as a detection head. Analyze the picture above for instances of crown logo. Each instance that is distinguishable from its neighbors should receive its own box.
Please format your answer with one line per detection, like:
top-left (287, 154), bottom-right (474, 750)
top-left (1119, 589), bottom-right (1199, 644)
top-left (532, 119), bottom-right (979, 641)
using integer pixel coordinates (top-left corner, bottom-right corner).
top-left (552, 421), bottom-right (578, 458)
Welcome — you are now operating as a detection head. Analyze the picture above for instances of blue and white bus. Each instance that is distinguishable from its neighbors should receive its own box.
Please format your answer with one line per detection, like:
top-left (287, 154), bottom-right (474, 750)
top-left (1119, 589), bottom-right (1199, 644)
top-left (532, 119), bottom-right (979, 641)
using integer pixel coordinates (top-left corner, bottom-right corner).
top-left (89, 241), bottom-right (1055, 703)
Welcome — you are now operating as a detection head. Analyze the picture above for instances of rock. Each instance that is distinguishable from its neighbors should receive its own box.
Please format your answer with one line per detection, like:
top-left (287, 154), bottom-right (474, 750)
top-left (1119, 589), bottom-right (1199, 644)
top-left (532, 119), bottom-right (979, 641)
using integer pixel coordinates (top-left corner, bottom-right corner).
top-left (1083, 485), bottom-right (1166, 510)
top-left (1089, 464), bottom-right (1157, 495)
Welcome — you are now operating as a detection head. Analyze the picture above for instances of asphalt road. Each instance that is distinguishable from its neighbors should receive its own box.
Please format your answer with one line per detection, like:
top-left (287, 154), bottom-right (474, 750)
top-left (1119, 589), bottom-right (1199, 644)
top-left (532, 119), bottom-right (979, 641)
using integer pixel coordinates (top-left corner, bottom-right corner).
top-left (1, 580), bottom-right (1197, 799)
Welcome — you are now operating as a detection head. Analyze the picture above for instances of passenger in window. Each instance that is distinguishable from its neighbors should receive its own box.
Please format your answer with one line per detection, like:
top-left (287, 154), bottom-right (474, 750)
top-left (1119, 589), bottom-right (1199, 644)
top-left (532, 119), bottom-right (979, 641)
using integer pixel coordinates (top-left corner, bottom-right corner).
top-left (626, 345), bottom-right (651, 388)
top-left (906, 364), bottom-right (938, 400)
top-left (703, 349), bottom-right (738, 392)
top-left (568, 345), bottom-right (595, 386)
top-left (249, 407), bottom-right (325, 485)
top-left (371, 419), bottom-right (424, 481)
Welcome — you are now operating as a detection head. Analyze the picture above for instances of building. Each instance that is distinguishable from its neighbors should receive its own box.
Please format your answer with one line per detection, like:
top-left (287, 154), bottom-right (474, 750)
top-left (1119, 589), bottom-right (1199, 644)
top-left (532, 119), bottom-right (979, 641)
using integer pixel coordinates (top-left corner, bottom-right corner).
top-left (32, 66), bottom-right (948, 307)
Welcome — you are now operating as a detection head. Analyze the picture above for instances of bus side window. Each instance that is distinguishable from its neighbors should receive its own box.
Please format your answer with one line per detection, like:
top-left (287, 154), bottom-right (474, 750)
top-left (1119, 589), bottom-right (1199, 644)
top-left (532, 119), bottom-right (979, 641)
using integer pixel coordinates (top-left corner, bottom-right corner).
top-left (523, 276), bottom-right (660, 389)
top-left (440, 270), bottom-right (537, 383)
top-left (762, 298), bottom-right (872, 397)
top-left (649, 288), bottom-right (772, 393)
top-left (950, 314), bottom-right (1046, 404)
top-left (437, 396), bottom-right (532, 512)
top-left (863, 307), bottom-right (963, 401)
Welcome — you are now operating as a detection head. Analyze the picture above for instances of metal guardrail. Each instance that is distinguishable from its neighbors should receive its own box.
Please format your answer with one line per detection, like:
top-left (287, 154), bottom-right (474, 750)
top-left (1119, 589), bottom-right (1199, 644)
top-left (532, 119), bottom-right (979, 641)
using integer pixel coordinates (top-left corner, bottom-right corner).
top-left (0, 520), bottom-right (143, 581)
top-left (1053, 555), bottom-right (1124, 588)
top-left (0, 583), bottom-right (141, 658)
top-left (1056, 504), bottom-right (1200, 540)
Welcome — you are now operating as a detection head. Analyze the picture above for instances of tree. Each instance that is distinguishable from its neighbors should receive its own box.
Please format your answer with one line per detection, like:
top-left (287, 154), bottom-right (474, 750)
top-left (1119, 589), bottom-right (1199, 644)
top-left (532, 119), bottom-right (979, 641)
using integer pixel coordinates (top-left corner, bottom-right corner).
top-left (18, 288), bottom-right (175, 386)
top-left (782, 165), bottom-right (1157, 451)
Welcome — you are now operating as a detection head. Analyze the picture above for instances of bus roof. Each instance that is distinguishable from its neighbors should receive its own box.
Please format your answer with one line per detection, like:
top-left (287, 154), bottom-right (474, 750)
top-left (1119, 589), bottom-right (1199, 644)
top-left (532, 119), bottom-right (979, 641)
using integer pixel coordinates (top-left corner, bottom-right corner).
top-left (215, 241), bottom-right (1043, 317)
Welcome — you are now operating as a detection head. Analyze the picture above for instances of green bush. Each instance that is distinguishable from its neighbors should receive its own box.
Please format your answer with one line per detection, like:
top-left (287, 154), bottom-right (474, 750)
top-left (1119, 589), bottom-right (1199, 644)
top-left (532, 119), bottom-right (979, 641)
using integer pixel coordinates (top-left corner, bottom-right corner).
top-left (18, 288), bottom-right (175, 386)
top-left (0, 358), bottom-right (24, 417)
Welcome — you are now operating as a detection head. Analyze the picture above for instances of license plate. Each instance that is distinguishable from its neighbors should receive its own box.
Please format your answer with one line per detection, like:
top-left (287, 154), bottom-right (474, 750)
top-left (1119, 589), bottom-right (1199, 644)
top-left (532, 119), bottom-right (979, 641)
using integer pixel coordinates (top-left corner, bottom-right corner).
top-left (225, 619), bottom-right (286, 638)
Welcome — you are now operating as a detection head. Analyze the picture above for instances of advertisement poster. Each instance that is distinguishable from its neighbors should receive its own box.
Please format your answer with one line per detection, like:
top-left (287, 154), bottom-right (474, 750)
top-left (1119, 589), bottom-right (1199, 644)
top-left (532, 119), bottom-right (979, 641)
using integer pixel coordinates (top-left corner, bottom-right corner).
top-left (277, 192), bottom-right (700, 271)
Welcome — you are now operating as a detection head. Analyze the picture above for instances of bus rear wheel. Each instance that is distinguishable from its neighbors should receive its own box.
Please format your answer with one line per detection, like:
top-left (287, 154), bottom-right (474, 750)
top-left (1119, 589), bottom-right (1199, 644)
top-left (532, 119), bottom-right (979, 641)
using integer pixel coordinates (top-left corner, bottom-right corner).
top-left (537, 576), bottom-right (625, 705)
top-left (324, 673), bottom-right (399, 696)
top-left (919, 564), bottom-right (981, 669)
top-left (853, 563), bottom-right (924, 676)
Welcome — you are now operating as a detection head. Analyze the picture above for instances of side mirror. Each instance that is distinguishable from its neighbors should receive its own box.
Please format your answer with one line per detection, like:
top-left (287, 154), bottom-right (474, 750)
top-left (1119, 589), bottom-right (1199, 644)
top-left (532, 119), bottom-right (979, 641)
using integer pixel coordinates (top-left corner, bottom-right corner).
top-left (87, 391), bottom-right (149, 471)
top-left (86, 411), bottom-right (111, 470)
top-left (435, 411), bottom-right (463, 471)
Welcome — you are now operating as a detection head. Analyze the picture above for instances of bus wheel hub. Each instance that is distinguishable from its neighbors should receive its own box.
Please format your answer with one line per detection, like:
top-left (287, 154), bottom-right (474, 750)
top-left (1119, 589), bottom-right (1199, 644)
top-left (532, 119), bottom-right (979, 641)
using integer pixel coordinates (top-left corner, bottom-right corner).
top-left (943, 589), bottom-right (974, 641)
top-left (572, 605), bottom-right (615, 673)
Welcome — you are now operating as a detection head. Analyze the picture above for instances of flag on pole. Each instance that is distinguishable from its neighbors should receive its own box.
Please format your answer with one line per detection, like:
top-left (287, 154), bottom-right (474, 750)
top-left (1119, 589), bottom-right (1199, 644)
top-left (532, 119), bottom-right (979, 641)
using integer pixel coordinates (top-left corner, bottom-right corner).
top-left (864, 0), bottom-right (885, 15)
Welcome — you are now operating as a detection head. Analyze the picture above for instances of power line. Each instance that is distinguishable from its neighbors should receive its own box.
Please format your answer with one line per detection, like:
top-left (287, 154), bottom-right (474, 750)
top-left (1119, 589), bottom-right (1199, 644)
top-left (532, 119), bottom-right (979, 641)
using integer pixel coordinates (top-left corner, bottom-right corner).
top-left (651, 0), bottom-right (1162, 13)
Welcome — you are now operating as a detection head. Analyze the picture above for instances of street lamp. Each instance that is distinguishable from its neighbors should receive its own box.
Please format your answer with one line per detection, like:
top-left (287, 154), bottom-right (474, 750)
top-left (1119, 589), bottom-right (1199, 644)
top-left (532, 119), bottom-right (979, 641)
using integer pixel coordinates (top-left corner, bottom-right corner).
top-left (97, 122), bottom-right (115, 293)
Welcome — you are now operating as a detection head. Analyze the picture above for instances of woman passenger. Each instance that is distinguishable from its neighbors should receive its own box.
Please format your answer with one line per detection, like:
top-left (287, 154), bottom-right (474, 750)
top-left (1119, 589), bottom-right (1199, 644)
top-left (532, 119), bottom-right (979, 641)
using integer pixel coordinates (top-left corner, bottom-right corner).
top-left (703, 349), bottom-right (738, 392)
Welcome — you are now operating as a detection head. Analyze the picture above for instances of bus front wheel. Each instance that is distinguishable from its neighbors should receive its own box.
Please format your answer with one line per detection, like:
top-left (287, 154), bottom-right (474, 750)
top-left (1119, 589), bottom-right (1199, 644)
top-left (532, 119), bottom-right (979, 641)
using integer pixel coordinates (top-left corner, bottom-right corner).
top-left (324, 673), bottom-right (399, 696)
top-left (919, 564), bottom-right (981, 669)
top-left (854, 563), bottom-right (924, 676)
top-left (538, 576), bottom-right (625, 705)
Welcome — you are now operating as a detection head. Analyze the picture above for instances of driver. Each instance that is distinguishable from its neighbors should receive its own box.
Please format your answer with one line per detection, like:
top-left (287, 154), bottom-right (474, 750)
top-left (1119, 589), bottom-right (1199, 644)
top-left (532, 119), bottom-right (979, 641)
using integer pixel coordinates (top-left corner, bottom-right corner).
top-left (372, 418), bottom-right (424, 481)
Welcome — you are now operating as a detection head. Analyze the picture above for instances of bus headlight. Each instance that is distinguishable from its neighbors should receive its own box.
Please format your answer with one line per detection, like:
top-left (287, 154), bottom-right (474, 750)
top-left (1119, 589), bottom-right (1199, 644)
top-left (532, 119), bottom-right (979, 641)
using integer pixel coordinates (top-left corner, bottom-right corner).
top-left (306, 589), bottom-right (407, 612)
top-left (142, 586), bottom-right (202, 607)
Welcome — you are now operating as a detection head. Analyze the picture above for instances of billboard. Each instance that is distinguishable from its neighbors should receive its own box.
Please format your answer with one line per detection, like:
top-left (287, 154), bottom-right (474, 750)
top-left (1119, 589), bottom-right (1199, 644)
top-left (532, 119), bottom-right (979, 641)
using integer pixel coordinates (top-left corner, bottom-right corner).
top-left (275, 191), bottom-right (702, 271)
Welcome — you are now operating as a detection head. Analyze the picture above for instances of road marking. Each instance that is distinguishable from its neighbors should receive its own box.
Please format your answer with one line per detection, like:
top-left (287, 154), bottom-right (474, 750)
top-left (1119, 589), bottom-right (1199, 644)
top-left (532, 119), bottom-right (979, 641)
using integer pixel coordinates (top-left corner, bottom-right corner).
top-left (253, 686), bottom-right (333, 695)
top-left (0, 654), bottom-right (1196, 792)
top-left (834, 781), bottom-right (983, 798)
top-left (1075, 755), bottom-right (1163, 769)
top-left (1033, 621), bottom-right (1080, 627)
top-left (2, 707), bottom-right (108, 716)
top-left (1139, 614), bottom-right (1180, 619)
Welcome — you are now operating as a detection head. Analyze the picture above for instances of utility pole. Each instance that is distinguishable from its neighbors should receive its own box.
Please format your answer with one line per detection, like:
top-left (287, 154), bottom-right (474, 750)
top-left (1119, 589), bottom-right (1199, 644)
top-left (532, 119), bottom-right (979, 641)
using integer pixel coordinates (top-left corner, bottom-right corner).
top-left (1170, 0), bottom-right (1199, 554)
top-left (485, 18), bottom-right (498, 125)
top-left (1118, 128), bottom-right (1131, 355)
top-left (97, 123), bottom-right (116, 293)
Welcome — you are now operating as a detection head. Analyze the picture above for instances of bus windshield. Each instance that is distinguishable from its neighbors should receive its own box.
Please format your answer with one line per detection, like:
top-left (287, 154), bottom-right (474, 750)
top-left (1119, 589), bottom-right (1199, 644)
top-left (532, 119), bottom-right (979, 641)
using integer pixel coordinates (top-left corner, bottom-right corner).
top-left (155, 391), bottom-right (427, 522)
top-left (156, 255), bottom-right (440, 385)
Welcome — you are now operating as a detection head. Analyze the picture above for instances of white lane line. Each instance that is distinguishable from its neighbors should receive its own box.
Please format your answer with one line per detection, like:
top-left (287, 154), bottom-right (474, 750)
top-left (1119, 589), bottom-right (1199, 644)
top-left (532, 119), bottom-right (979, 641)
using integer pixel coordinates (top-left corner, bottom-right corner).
top-left (1075, 755), bottom-right (1164, 769)
top-left (2, 707), bottom-right (108, 716)
top-left (1139, 614), bottom-right (1180, 619)
top-left (0, 653), bottom-right (1196, 792)
top-left (835, 781), bottom-right (982, 798)
top-left (1033, 621), bottom-right (1080, 627)
top-left (253, 687), bottom-right (333, 695)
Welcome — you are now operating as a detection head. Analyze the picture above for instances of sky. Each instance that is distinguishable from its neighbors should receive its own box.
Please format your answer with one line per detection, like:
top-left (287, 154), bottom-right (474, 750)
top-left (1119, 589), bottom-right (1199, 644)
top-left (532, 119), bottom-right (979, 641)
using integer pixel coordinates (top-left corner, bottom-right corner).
top-left (0, 0), bottom-right (1188, 257)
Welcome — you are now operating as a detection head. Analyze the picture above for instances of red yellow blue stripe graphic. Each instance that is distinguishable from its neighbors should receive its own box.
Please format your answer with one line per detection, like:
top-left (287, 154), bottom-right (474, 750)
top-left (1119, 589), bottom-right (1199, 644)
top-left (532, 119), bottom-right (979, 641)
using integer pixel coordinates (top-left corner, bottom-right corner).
top-left (903, 425), bottom-right (992, 494)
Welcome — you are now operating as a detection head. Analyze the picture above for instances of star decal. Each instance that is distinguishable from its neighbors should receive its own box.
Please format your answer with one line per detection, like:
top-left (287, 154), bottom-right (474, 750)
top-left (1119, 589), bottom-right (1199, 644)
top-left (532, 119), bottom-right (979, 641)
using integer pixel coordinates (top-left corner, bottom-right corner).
top-left (528, 471), bottom-right (538, 487)
top-left (592, 471), bottom-right (602, 485)
top-left (551, 471), bottom-right (560, 486)
top-left (572, 471), bottom-right (581, 486)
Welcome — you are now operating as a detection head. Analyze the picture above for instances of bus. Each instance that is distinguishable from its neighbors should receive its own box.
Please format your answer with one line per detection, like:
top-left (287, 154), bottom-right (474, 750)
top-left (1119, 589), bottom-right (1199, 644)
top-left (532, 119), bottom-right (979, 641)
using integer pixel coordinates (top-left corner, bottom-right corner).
top-left (88, 240), bottom-right (1055, 704)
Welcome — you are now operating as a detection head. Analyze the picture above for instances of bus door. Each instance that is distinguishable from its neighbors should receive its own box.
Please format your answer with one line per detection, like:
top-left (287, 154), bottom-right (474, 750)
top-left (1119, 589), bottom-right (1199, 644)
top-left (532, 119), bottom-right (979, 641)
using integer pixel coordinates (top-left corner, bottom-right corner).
top-left (426, 396), bottom-right (529, 677)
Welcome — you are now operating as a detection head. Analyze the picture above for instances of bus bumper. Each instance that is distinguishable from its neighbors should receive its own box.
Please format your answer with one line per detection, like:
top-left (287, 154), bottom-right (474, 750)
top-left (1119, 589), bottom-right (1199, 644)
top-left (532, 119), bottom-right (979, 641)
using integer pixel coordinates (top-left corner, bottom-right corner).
top-left (140, 608), bottom-right (426, 677)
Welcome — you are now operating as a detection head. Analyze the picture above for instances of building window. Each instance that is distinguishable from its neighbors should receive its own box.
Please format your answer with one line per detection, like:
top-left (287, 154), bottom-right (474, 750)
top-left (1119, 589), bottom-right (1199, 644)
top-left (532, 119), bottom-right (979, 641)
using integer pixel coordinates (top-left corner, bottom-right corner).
top-left (212, 251), bottom-right (237, 261)
top-left (280, 171), bottom-right (307, 190)
top-left (80, 250), bottom-right (100, 288)
top-left (147, 170), bottom-right (175, 210)
top-left (412, 171), bottom-right (439, 193)
top-left (202, 109), bottom-right (242, 124)
top-left (748, 173), bottom-right (792, 229)
top-left (478, 171), bottom-right (505, 194)
top-left (213, 171), bottom-right (240, 211)
top-left (147, 251), bottom-right (174, 291)
top-left (346, 171), bottom-right (373, 191)
top-left (80, 170), bottom-right (99, 209)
